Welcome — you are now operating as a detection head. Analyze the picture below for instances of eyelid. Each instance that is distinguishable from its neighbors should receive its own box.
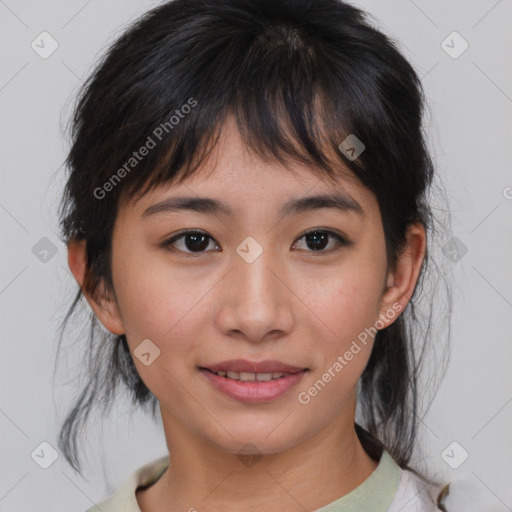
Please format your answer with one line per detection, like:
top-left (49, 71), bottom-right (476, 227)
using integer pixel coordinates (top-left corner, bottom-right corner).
top-left (295, 227), bottom-right (351, 244)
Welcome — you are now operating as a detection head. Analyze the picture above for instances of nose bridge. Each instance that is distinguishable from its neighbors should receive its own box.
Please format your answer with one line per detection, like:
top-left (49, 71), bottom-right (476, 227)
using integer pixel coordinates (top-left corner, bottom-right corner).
top-left (215, 238), bottom-right (294, 341)
top-left (233, 233), bottom-right (282, 298)
top-left (237, 245), bottom-right (278, 301)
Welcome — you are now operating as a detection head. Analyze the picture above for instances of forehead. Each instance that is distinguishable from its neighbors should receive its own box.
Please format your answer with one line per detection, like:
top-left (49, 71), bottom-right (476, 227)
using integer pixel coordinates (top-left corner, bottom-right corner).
top-left (123, 117), bottom-right (376, 220)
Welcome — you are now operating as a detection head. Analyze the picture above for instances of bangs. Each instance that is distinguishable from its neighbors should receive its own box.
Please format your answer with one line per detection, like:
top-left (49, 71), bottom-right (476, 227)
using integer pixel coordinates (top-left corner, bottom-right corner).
top-left (68, 0), bottom-right (417, 217)
top-left (127, 97), bottom-right (359, 204)
top-left (119, 25), bottom-right (368, 203)
top-left (64, 0), bottom-right (426, 241)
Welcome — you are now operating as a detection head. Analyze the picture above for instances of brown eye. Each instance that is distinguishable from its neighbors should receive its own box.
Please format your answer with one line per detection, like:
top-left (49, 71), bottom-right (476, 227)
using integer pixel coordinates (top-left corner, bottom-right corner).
top-left (163, 230), bottom-right (220, 255)
top-left (292, 230), bottom-right (351, 253)
top-left (162, 228), bottom-right (351, 257)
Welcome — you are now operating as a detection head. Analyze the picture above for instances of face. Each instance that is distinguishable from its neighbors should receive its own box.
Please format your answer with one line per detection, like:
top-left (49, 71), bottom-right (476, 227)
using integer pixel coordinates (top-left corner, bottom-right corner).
top-left (85, 118), bottom-right (412, 456)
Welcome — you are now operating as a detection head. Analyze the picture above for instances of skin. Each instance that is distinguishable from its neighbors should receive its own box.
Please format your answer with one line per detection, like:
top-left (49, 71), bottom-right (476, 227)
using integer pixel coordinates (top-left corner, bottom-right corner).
top-left (68, 117), bottom-right (426, 512)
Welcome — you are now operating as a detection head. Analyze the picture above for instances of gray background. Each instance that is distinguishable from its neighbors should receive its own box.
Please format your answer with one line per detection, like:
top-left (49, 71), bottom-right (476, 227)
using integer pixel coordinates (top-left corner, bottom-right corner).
top-left (0, 0), bottom-right (511, 510)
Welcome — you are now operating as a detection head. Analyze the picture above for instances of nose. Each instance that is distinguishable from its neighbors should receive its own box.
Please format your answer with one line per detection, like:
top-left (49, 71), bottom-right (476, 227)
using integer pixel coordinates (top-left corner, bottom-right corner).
top-left (214, 247), bottom-right (295, 344)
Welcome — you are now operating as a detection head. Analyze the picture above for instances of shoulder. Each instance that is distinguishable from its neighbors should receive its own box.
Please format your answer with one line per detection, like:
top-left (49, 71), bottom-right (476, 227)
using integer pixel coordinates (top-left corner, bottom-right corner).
top-left (387, 467), bottom-right (446, 512)
top-left (83, 455), bottom-right (169, 512)
top-left (388, 469), bottom-right (498, 512)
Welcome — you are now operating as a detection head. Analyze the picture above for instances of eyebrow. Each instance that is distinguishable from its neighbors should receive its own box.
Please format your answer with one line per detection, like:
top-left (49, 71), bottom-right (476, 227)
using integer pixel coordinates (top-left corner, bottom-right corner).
top-left (142, 192), bottom-right (365, 219)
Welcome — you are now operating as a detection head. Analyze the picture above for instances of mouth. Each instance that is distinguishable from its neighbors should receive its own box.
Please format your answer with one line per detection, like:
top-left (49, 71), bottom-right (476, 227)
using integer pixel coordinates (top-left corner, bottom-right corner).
top-left (199, 368), bottom-right (304, 382)
top-left (197, 359), bottom-right (309, 403)
top-left (199, 358), bottom-right (309, 375)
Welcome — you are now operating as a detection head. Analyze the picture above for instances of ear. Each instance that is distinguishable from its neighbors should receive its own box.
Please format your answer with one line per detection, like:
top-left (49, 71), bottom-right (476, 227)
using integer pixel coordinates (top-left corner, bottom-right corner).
top-left (67, 239), bottom-right (125, 335)
top-left (376, 222), bottom-right (426, 328)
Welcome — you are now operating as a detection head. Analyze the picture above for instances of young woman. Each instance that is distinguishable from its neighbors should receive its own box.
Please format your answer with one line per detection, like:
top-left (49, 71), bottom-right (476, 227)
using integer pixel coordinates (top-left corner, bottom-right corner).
top-left (57, 0), bottom-right (456, 510)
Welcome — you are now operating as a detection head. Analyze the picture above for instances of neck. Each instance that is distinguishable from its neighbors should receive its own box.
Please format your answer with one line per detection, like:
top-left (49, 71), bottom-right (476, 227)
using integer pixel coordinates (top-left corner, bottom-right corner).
top-left (137, 407), bottom-right (379, 512)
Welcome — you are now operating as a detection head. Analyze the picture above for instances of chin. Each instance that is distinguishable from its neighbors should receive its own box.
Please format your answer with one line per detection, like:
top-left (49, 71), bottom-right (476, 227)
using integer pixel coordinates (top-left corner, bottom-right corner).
top-left (207, 428), bottom-right (306, 457)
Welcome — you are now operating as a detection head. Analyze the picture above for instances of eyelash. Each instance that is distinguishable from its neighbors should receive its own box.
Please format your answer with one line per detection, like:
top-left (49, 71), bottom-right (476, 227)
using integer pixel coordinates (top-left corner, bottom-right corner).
top-left (161, 229), bottom-right (352, 257)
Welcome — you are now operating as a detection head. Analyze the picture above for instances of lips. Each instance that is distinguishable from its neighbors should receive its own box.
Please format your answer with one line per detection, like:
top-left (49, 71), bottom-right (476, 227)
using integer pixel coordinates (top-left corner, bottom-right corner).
top-left (204, 369), bottom-right (291, 382)
top-left (199, 362), bottom-right (308, 403)
top-left (200, 359), bottom-right (307, 374)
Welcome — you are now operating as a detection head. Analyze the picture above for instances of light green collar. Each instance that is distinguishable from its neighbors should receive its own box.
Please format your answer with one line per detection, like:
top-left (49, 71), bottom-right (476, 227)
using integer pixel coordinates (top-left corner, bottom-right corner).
top-left (88, 449), bottom-right (401, 512)
top-left (315, 450), bottom-right (401, 512)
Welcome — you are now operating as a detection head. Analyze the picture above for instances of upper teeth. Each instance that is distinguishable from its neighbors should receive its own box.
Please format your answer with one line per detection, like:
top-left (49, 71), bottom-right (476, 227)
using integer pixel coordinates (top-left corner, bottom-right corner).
top-left (215, 371), bottom-right (287, 381)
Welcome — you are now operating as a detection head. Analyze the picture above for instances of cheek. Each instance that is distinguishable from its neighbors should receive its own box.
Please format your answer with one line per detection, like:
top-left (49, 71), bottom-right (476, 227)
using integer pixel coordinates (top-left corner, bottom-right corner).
top-left (293, 276), bottom-right (383, 416)
top-left (111, 250), bottom-right (217, 365)
top-left (306, 263), bottom-right (384, 342)
top-left (299, 256), bottom-right (386, 378)
top-left (110, 259), bottom-right (210, 408)
top-left (112, 248), bottom-right (175, 337)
